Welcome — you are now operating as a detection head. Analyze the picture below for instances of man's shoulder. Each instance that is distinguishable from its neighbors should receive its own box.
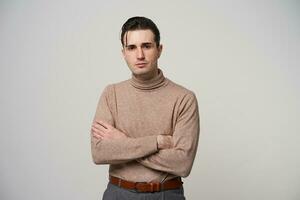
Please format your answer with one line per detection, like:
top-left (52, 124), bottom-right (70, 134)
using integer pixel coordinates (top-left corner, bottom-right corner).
top-left (102, 79), bottom-right (131, 91)
top-left (101, 78), bottom-right (197, 101)
top-left (166, 78), bottom-right (197, 98)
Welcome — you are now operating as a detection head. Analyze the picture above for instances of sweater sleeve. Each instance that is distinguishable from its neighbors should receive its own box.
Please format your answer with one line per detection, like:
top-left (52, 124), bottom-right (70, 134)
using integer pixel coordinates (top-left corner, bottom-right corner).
top-left (137, 93), bottom-right (200, 177)
top-left (91, 85), bottom-right (158, 165)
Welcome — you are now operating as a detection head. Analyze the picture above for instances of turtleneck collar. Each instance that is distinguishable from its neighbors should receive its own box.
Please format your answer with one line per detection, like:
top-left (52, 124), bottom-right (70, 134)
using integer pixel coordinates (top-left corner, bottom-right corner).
top-left (130, 68), bottom-right (168, 90)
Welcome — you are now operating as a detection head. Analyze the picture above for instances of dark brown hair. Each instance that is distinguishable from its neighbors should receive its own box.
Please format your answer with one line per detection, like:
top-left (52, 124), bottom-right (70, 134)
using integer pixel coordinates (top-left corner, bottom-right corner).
top-left (121, 16), bottom-right (160, 47)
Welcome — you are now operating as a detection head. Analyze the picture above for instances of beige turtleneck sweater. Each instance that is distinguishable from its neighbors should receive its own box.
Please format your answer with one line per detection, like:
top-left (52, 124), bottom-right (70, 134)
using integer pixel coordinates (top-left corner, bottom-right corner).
top-left (91, 69), bottom-right (200, 183)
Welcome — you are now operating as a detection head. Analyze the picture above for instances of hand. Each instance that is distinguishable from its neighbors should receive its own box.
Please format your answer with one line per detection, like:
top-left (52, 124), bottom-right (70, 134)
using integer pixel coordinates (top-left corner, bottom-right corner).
top-left (157, 135), bottom-right (173, 150)
top-left (91, 120), bottom-right (128, 140)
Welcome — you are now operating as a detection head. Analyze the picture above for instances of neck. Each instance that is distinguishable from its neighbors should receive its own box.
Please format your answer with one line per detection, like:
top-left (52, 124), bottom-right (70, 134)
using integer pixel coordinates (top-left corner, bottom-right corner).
top-left (133, 68), bottom-right (159, 81)
top-left (130, 68), bottom-right (168, 91)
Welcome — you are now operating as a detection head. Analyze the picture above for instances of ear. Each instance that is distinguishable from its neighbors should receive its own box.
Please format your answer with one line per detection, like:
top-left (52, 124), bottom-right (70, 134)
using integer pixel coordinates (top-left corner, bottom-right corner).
top-left (121, 48), bottom-right (125, 58)
top-left (158, 44), bottom-right (163, 58)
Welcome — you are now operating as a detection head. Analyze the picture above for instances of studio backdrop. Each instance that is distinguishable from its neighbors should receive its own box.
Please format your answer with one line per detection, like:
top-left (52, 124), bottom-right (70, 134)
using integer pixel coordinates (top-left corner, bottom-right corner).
top-left (1, 0), bottom-right (299, 199)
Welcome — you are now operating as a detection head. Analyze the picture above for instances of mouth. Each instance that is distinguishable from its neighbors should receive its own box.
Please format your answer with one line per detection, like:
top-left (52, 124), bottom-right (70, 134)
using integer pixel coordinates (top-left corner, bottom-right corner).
top-left (135, 62), bottom-right (147, 68)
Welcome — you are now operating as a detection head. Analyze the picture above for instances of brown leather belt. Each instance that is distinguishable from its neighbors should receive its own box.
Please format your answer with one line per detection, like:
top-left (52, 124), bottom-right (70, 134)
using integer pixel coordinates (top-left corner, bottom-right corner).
top-left (109, 176), bottom-right (183, 193)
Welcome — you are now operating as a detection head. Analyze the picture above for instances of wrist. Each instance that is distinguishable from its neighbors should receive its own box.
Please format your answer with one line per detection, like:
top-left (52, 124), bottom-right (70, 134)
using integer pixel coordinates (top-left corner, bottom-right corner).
top-left (157, 135), bottom-right (173, 150)
top-left (156, 135), bottom-right (162, 150)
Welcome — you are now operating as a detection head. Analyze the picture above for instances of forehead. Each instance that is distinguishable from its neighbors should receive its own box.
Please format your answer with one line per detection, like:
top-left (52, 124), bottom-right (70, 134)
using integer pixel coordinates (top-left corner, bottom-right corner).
top-left (124, 29), bottom-right (155, 45)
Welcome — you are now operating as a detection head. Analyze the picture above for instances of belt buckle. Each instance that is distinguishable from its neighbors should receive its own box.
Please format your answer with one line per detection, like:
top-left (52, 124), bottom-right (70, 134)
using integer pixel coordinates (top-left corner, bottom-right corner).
top-left (135, 182), bottom-right (161, 193)
top-left (150, 182), bottom-right (160, 192)
top-left (118, 178), bottom-right (122, 187)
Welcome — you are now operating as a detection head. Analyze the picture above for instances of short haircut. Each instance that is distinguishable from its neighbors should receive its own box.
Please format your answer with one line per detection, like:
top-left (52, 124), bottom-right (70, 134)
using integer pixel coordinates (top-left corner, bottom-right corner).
top-left (121, 16), bottom-right (160, 47)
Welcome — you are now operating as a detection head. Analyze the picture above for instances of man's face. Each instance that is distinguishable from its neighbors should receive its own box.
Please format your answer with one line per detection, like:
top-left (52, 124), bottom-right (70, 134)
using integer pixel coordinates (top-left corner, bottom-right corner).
top-left (122, 29), bottom-right (162, 79)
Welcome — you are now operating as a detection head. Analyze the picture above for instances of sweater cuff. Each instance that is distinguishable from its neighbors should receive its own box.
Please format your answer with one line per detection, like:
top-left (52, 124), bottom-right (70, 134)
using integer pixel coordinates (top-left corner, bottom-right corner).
top-left (143, 135), bottom-right (159, 153)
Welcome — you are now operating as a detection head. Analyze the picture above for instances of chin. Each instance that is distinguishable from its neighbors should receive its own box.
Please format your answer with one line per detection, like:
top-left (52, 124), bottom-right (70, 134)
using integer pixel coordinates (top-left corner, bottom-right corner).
top-left (132, 67), bottom-right (150, 74)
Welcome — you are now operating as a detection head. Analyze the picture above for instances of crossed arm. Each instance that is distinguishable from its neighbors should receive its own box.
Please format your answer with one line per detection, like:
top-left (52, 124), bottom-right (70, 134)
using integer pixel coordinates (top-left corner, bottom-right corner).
top-left (91, 120), bottom-right (173, 164)
top-left (90, 85), bottom-right (199, 177)
top-left (92, 120), bottom-right (173, 149)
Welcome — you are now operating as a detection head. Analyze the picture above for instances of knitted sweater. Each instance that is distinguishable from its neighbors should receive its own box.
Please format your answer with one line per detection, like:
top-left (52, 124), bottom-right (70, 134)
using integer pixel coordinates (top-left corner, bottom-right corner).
top-left (91, 69), bottom-right (200, 182)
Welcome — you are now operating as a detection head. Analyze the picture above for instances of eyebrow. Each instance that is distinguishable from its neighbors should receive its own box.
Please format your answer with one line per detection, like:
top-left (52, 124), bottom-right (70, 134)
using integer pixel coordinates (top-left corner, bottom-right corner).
top-left (125, 42), bottom-right (154, 48)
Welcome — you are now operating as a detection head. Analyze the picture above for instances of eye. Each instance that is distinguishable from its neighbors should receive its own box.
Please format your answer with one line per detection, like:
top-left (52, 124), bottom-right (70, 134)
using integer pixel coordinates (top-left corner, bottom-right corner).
top-left (143, 44), bottom-right (152, 49)
top-left (126, 45), bottom-right (136, 51)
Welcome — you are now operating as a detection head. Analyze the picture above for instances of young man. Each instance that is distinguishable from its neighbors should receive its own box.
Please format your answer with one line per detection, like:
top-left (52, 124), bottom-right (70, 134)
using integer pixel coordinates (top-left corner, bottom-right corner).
top-left (91, 16), bottom-right (200, 200)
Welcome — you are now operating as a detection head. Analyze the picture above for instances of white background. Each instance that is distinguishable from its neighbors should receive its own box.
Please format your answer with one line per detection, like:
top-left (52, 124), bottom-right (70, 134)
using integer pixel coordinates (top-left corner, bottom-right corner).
top-left (1, 0), bottom-right (299, 199)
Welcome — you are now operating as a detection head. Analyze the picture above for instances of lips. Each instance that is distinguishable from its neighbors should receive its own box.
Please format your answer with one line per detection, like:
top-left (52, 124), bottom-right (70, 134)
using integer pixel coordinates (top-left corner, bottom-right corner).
top-left (135, 62), bottom-right (147, 68)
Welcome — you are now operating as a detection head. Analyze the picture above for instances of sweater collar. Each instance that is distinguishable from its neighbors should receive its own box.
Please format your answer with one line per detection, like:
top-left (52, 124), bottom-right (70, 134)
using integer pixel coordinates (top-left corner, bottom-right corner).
top-left (130, 68), bottom-right (168, 90)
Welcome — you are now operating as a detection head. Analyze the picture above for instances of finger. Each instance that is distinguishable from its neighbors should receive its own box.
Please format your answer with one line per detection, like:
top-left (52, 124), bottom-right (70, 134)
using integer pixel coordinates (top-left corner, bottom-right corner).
top-left (93, 120), bottom-right (106, 128)
top-left (92, 121), bottom-right (101, 128)
top-left (97, 120), bottom-right (112, 129)
top-left (92, 127), bottom-right (107, 136)
top-left (92, 132), bottom-right (102, 140)
top-left (93, 129), bottom-right (108, 138)
top-left (93, 135), bottom-right (101, 140)
top-left (92, 127), bottom-right (106, 134)
top-left (92, 124), bottom-right (108, 133)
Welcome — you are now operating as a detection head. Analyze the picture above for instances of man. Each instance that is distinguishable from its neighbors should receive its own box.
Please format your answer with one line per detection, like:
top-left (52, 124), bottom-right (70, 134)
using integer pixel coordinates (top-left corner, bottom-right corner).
top-left (91, 16), bottom-right (200, 200)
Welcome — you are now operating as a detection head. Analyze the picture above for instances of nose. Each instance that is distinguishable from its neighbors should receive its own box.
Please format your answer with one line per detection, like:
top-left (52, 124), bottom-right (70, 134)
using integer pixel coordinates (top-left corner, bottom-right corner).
top-left (137, 47), bottom-right (145, 60)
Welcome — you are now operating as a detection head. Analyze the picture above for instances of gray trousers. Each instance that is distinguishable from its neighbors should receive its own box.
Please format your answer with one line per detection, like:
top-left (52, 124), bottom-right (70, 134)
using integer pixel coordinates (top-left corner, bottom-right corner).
top-left (102, 183), bottom-right (186, 200)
